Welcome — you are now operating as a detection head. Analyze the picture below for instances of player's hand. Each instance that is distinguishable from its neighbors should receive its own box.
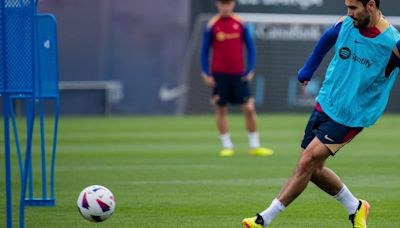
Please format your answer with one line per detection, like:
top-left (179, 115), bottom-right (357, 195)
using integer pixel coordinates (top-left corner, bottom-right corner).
top-left (242, 72), bottom-right (254, 82)
top-left (202, 74), bottom-right (216, 88)
top-left (298, 67), bottom-right (313, 85)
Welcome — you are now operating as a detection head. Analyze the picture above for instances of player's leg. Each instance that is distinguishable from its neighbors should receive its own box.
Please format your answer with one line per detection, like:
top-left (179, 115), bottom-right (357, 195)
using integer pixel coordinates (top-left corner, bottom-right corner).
top-left (214, 104), bottom-right (233, 152)
top-left (213, 74), bottom-right (234, 156)
top-left (243, 109), bottom-right (367, 227)
top-left (241, 100), bottom-right (272, 156)
top-left (277, 137), bottom-right (331, 206)
top-left (308, 128), bottom-right (369, 227)
top-left (311, 165), bottom-right (360, 214)
top-left (215, 104), bottom-right (229, 135)
top-left (241, 99), bottom-right (257, 133)
top-left (236, 79), bottom-right (258, 145)
top-left (253, 143), bottom-right (364, 227)
top-left (232, 76), bottom-right (272, 156)
top-left (311, 163), bottom-right (343, 195)
top-left (305, 113), bottom-right (369, 227)
top-left (272, 150), bottom-right (342, 201)
top-left (273, 110), bottom-right (333, 204)
top-left (310, 160), bottom-right (369, 228)
top-left (242, 137), bottom-right (330, 227)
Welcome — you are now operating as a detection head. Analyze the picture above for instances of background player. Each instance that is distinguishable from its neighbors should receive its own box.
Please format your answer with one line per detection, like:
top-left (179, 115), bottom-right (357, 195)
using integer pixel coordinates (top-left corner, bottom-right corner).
top-left (201, 0), bottom-right (273, 157)
top-left (242, 0), bottom-right (400, 227)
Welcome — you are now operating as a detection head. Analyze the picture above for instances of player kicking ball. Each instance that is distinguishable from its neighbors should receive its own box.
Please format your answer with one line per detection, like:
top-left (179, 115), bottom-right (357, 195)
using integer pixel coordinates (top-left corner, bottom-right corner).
top-left (201, 0), bottom-right (273, 157)
top-left (243, 0), bottom-right (400, 227)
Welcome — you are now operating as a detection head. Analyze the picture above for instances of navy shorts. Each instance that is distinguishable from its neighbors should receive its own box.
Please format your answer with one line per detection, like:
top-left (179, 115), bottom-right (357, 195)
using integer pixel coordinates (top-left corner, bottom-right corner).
top-left (212, 73), bottom-right (251, 106)
top-left (301, 109), bottom-right (363, 155)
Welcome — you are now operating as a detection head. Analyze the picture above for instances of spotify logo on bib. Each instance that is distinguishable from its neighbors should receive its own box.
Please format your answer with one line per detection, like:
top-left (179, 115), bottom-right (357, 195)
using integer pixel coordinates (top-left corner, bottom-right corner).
top-left (339, 47), bottom-right (351, 60)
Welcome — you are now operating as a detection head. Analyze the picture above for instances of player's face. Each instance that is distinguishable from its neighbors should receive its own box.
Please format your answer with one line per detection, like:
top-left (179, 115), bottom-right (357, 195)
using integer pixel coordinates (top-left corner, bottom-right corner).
top-left (345, 0), bottom-right (372, 28)
top-left (345, 0), bottom-right (371, 29)
top-left (216, 1), bottom-right (235, 17)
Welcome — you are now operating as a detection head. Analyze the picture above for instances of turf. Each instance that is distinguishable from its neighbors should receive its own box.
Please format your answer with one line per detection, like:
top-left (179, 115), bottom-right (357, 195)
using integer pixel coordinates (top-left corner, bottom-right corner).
top-left (0, 114), bottom-right (399, 227)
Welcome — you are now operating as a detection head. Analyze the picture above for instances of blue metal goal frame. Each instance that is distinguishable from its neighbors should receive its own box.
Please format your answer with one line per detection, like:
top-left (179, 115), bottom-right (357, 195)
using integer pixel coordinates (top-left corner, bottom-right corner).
top-left (0, 0), bottom-right (60, 227)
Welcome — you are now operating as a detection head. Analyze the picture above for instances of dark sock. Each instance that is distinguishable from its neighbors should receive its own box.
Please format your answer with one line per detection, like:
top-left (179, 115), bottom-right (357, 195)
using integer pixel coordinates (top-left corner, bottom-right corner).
top-left (255, 214), bottom-right (264, 225)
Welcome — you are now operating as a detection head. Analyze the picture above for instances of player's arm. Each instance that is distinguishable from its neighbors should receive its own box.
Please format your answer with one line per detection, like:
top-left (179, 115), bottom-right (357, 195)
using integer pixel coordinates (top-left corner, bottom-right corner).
top-left (200, 26), bottom-right (216, 87)
top-left (298, 17), bottom-right (345, 85)
top-left (243, 24), bottom-right (256, 81)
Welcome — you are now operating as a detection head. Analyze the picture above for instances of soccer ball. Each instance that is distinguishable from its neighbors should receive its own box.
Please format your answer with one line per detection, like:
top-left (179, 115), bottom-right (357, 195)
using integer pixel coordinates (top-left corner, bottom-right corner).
top-left (77, 185), bottom-right (116, 222)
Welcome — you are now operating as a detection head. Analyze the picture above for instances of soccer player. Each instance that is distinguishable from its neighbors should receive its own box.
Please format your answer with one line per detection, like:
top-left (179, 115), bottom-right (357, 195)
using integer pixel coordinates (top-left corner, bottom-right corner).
top-left (201, 0), bottom-right (273, 157)
top-left (242, 0), bottom-right (400, 227)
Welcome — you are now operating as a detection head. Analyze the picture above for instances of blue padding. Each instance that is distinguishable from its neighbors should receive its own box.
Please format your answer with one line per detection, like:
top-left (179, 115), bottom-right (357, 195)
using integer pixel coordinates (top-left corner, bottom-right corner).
top-left (36, 14), bottom-right (59, 97)
top-left (1, 1), bottom-right (36, 93)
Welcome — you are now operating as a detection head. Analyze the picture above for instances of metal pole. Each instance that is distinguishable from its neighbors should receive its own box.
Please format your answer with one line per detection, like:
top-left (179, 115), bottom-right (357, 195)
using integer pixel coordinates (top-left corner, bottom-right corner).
top-left (0, 0), bottom-right (13, 226)
top-left (21, 2), bottom-right (36, 226)
top-left (20, 98), bottom-right (35, 228)
top-left (4, 94), bottom-right (13, 228)
top-left (39, 99), bottom-right (47, 199)
top-left (10, 97), bottom-right (24, 183)
top-left (25, 101), bottom-right (34, 200)
top-left (50, 98), bottom-right (60, 200)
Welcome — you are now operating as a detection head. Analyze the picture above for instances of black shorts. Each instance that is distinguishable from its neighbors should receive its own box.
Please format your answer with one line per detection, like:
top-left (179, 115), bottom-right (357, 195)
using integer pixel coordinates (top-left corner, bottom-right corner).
top-left (212, 73), bottom-right (251, 107)
top-left (301, 109), bottom-right (363, 155)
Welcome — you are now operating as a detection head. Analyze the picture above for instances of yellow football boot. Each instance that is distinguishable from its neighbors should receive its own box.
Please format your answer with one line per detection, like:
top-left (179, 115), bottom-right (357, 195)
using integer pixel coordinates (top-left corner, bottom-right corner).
top-left (219, 148), bottom-right (234, 157)
top-left (249, 147), bottom-right (273, 156)
top-left (349, 200), bottom-right (370, 228)
top-left (242, 215), bottom-right (264, 228)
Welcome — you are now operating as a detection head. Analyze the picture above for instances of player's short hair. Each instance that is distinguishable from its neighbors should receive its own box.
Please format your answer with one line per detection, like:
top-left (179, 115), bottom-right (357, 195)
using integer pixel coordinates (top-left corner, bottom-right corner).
top-left (357, 0), bottom-right (380, 9)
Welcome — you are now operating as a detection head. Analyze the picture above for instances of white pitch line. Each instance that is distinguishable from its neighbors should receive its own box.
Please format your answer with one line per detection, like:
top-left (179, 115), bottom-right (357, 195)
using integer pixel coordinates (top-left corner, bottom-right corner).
top-left (124, 178), bottom-right (287, 186)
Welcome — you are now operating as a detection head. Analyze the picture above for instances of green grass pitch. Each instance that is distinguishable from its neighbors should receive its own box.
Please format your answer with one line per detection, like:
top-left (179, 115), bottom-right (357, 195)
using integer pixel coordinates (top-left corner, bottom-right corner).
top-left (0, 114), bottom-right (399, 227)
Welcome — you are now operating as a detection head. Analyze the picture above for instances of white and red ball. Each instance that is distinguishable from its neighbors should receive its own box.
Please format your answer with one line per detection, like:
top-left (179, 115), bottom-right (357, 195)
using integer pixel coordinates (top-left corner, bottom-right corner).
top-left (77, 185), bottom-right (116, 222)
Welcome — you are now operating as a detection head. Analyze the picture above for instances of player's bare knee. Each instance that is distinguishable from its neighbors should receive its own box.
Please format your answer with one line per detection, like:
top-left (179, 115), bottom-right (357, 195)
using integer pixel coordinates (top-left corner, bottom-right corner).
top-left (295, 157), bottom-right (313, 178)
top-left (296, 150), bottom-right (321, 177)
top-left (215, 106), bottom-right (227, 116)
top-left (242, 102), bottom-right (255, 115)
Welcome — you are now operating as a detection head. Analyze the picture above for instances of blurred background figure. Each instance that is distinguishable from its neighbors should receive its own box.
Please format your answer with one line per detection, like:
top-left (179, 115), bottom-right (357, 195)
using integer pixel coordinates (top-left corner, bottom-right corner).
top-left (200, 0), bottom-right (273, 157)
